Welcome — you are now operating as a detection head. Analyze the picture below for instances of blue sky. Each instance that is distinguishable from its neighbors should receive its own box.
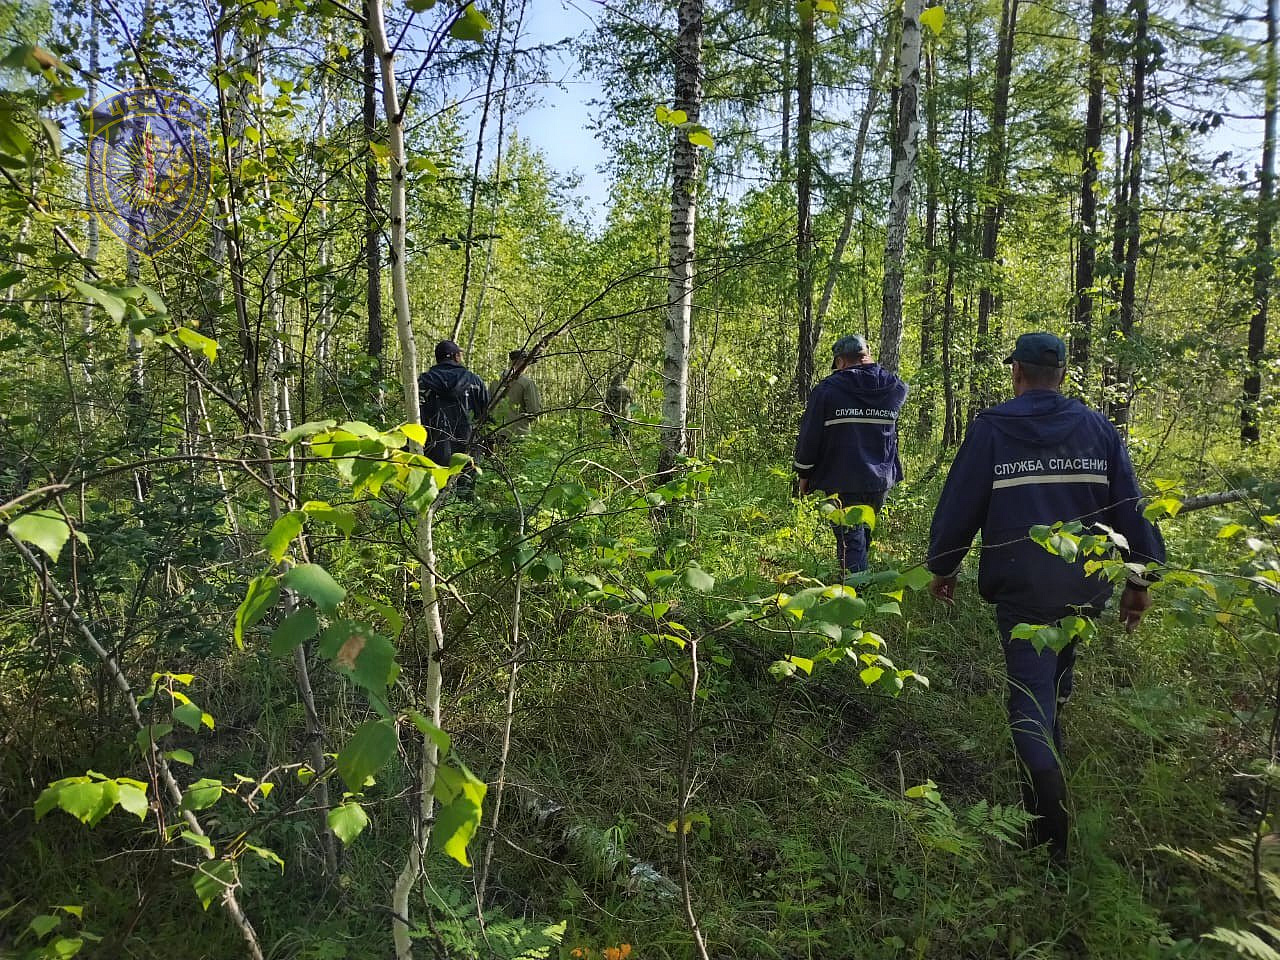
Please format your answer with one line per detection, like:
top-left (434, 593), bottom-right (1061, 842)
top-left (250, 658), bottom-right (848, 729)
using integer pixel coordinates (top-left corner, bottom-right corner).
top-left (507, 0), bottom-right (611, 218)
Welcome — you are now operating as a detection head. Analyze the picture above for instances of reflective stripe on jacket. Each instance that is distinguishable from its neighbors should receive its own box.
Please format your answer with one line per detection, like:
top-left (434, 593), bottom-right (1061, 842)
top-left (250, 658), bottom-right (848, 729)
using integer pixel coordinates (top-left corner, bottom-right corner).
top-left (793, 364), bottom-right (909, 494)
top-left (927, 389), bottom-right (1166, 615)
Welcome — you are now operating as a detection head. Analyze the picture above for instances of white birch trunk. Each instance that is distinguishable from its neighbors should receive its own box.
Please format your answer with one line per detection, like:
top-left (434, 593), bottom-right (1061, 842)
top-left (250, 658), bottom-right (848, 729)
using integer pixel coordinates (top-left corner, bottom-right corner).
top-left (658, 0), bottom-right (704, 476)
top-left (878, 0), bottom-right (924, 374)
top-left (367, 3), bottom-right (443, 957)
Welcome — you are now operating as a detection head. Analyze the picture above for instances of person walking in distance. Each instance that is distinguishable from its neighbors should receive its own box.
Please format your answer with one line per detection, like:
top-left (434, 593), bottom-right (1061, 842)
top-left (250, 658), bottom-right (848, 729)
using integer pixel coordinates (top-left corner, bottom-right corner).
top-left (792, 334), bottom-right (909, 579)
top-left (419, 340), bottom-right (488, 494)
top-left (926, 331), bottom-right (1165, 863)
top-left (489, 349), bottom-right (543, 444)
top-left (604, 371), bottom-right (633, 440)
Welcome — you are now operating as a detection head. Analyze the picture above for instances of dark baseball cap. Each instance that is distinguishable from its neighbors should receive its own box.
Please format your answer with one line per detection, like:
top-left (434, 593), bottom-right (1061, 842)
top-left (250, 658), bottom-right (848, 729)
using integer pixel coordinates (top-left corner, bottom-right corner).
top-left (1004, 332), bottom-right (1066, 368)
top-left (832, 334), bottom-right (868, 358)
top-left (435, 339), bottom-right (462, 363)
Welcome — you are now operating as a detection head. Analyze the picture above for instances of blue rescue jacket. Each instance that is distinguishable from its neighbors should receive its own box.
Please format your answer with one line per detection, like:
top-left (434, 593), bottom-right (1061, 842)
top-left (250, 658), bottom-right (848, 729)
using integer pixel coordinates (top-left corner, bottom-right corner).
top-left (793, 363), bottom-right (909, 494)
top-left (419, 361), bottom-right (489, 462)
top-left (927, 390), bottom-right (1166, 615)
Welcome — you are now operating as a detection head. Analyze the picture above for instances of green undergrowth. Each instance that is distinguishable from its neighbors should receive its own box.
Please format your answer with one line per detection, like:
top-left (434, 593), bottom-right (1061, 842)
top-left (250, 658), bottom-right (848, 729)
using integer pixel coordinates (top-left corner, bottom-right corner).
top-left (2, 429), bottom-right (1274, 959)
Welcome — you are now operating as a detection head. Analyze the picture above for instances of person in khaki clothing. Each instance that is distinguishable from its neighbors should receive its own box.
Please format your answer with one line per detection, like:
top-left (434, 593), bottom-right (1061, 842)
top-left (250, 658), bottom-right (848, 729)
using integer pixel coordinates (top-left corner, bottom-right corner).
top-left (489, 349), bottom-right (543, 442)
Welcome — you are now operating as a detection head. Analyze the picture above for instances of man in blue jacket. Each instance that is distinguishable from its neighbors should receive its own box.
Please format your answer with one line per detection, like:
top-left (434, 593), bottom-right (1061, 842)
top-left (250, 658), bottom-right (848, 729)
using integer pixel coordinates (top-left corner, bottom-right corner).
top-left (419, 340), bottom-right (489, 491)
top-left (926, 331), bottom-right (1165, 862)
top-left (793, 334), bottom-right (909, 578)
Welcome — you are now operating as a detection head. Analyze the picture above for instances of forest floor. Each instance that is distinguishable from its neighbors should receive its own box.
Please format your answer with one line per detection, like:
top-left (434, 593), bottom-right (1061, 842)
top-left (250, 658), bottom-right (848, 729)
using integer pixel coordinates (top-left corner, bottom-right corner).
top-left (2, 428), bottom-right (1273, 960)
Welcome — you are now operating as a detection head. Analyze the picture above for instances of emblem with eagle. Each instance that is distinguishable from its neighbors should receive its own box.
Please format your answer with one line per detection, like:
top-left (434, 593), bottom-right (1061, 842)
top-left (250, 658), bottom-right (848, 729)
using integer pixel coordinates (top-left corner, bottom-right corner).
top-left (87, 88), bottom-right (211, 254)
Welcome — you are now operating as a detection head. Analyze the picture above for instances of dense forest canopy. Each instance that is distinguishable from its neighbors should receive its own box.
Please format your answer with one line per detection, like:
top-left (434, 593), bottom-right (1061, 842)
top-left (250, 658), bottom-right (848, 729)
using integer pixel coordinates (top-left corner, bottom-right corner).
top-left (0, 0), bottom-right (1278, 956)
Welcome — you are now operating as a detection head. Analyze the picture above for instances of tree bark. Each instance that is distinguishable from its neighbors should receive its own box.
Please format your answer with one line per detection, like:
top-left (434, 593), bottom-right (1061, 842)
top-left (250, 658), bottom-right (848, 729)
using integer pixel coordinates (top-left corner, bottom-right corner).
top-left (794, 7), bottom-right (816, 400)
top-left (363, 25), bottom-right (384, 388)
top-left (917, 45), bottom-right (939, 439)
top-left (1244, 0), bottom-right (1277, 443)
top-left (1071, 0), bottom-right (1106, 379)
top-left (878, 0), bottom-right (924, 375)
top-left (814, 27), bottom-right (895, 339)
top-left (971, 0), bottom-right (1019, 414)
top-left (658, 0), bottom-right (704, 477)
top-left (452, 0), bottom-right (508, 342)
top-left (1108, 0), bottom-right (1147, 430)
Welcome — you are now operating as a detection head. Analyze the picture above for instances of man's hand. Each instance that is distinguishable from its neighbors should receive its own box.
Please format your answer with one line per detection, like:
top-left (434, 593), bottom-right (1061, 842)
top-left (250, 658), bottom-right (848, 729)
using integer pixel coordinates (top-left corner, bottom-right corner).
top-left (929, 574), bottom-right (957, 606)
top-left (1118, 585), bottom-right (1152, 632)
top-left (796, 477), bottom-right (809, 497)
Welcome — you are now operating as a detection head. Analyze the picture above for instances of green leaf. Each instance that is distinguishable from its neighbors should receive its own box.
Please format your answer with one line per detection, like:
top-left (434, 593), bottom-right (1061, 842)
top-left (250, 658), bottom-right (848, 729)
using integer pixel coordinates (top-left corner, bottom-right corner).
top-left (432, 762), bottom-right (487, 866)
top-left (8, 510), bottom-right (74, 562)
top-left (181, 778), bottom-right (223, 812)
top-left (282, 420), bottom-right (336, 444)
top-left (271, 607), bottom-right (320, 656)
top-left (449, 3), bottom-right (491, 41)
top-left (282, 564), bottom-right (345, 614)
top-left (336, 720), bottom-right (396, 793)
top-left (262, 511), bottom-right (304, 563)
top-left (173, 701), bottom-right (205, 732)
top-left (244, 842), bottom-right (284, 872)
top-left (115, 780), bottom-right (148, 820)
top-left (406, 0), bottom-right (436, 10)
top-left (179, 829), bottom-right (214, 853)
top-left (787, 655), bottom-right (814, 675)
top-left (173, 327), bottom-right (218, 362)
top-left (327, 801), bottom-right (370, 845)
top-left (301, 500), bottom-right (356, 535)
top-left (192, 860), bottom-right (236, 910)
top-left (897, 566), bottom-right (933, 591)
top-left (687, 127), bottom-right (715, 149)
top-left (680, 564), bottom-right (715, 592)
top-left (407, 155), bottom-right (441, 175)
top-left (234, 575), bottom-right (280, 648)
top-left (166, 748), bottom-right (195, 766)
top-left (1218, 523), bottom-right (1245, 539)
top-left (859, 666), bottom-right (885, 686)
top-left (28, 914), bottom-right (61, 939)
top-left (919, 5), bottom-right (945, 34)
top-left (135, 723), bottom-right (172, 753)
top-left (71, 280), bottom-right (125, 323)
top-left (407, 710), bottom-right (452, 754)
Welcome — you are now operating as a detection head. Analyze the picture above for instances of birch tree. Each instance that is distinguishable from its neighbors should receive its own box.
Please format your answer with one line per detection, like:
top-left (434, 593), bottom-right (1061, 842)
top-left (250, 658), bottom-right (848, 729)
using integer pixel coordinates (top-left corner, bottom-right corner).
top-left (658, 0), bottom-right (705, 476)
top-left (878, 0), bottom-right (926, 374)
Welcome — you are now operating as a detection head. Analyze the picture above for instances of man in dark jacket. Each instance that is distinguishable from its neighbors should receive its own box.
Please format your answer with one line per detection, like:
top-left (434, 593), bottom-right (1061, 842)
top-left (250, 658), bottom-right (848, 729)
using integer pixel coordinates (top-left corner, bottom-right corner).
top-left (926, 331), bottom-right (1165, 862)
top-left (419, 340), bottom-right (489, 470)
top-left (793, 334), bottom-right (909, 578)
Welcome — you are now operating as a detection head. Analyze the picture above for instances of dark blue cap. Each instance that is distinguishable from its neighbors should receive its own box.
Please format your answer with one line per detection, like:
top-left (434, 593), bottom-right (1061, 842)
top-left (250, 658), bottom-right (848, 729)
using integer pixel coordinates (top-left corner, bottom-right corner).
top-left (1004, 332), bottom-right (1066, 367)
top-left (435, 340), bottom-right (462, 363)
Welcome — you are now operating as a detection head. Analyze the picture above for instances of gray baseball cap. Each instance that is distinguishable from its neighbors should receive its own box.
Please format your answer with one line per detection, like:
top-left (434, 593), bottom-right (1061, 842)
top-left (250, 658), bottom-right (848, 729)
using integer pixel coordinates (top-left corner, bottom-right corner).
top-left (832, 334), bottom-right (869, 358)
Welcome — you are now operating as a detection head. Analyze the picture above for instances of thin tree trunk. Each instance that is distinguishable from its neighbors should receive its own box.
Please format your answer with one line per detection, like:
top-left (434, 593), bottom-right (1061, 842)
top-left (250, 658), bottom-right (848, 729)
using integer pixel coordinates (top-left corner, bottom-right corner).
top-left (1071, 0), bottom-right (1106, 379)
top-left (80, 0), bottom-right (100, 413)
top-left (814, 28), bottom-right (895, 338)
top-left (367, 3), bottom-right (439, 956)
top-left (971, 0), bottom-right (1019, 409)
top-left (917, 45), bottom-right (939, 439)
top-left (658, 0), bottom-right (705, 477)
top-left (363, 26), bottom-right (384, 391)
top-left (465, 0), bottom-right (528, 360)
top-left (794, 7), bottom-right (816, 400)
top-left (878, 0), bottom-right (924, 374)
top-left (1244, 0), bottom-right (1276, 443)
top-left (1109, 0), bottom-right (1146, 430)
top-left (453, 0), bottom-right (508, 342)
top-left (941, 199), bottom-right (960, 446)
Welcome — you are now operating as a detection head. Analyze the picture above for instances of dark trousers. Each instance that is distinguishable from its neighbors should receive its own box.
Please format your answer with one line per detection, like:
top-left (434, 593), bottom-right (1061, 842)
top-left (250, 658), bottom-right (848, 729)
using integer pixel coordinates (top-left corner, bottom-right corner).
top-left (832, 490), bottom-right (886, 575)
top-left (996, 606), bottom-right (1078, 773)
